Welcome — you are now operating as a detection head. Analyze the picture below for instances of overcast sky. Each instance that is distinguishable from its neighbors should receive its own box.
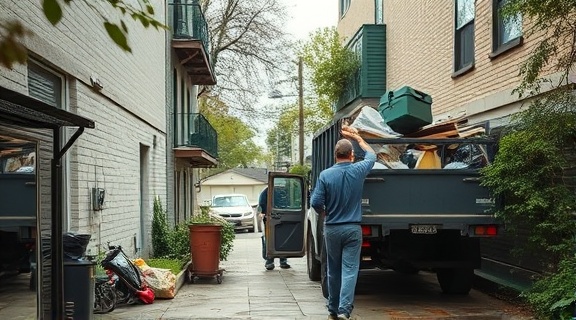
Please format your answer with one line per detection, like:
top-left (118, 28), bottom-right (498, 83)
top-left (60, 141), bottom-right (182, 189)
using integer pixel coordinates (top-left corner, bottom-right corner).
top-left (253, 1), bottom-right (338, 150)
top-left (284, 0), bottom-right (338, 39)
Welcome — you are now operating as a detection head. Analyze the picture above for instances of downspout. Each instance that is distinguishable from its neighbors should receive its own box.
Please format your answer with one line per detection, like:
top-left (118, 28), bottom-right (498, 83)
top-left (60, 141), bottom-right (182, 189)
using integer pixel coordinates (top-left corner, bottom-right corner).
top-left (51, 126), bottom-right (85, 319)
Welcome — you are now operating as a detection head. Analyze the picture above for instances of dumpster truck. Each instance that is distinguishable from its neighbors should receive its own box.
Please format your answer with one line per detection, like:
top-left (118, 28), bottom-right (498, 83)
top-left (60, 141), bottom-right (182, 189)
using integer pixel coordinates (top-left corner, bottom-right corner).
top-left (262, 108), bottom-right (501, 296)
top-left (0, 144), bottom-right (36, 277)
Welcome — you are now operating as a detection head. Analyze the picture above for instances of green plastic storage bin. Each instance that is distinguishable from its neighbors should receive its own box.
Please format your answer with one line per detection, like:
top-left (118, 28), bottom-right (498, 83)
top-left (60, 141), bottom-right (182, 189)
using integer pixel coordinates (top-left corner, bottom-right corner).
top-left (378, 86), bottom-right (433, 134)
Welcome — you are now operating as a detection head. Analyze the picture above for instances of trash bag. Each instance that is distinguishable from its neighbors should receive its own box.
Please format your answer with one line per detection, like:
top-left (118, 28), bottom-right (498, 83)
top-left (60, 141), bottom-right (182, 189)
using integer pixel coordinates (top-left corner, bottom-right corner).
top-left (350, 106), bottom-right (402, 138)
top-left (446, 144), bottom-right (486, 169)
top-left (134, 259), bottom-right (177, 299)
top-left (101, 249), bottom-right (142, 291)
top-left (62, 233), bottom-right (91, 260)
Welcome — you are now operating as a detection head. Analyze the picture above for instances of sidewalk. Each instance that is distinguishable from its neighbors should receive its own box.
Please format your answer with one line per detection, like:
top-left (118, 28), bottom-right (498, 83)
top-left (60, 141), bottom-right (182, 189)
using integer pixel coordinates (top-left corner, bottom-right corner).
top-left (95, 232), bottom-right (328, 320)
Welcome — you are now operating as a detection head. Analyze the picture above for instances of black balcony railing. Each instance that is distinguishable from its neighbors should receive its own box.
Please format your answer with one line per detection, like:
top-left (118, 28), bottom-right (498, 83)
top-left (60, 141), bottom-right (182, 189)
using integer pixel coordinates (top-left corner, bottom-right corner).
top-left (174, 112), bottom-right (218, 158)
top-left (168, 0), bottom-right (211, 60)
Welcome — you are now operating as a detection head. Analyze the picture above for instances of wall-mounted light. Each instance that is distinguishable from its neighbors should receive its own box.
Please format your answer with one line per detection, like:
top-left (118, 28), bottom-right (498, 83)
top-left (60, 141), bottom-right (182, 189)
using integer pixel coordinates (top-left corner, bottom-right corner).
top-left (90, 74), bottom-right (104, 90)
top-left (153, 135), bottom-right (157, 148)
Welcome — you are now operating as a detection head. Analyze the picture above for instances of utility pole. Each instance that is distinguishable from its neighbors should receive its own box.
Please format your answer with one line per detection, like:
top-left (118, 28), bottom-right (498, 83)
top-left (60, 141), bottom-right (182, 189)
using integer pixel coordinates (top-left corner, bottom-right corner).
top-left (298, 57), bottom-right (304, 166)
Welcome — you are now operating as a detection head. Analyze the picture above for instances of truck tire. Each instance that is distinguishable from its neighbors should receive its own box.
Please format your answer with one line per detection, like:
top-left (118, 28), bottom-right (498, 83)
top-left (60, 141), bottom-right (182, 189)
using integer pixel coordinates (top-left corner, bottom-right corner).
top-left (436, 268), bottom-right (474, 294)
top-left (307, 229), bottom-right (321, 281)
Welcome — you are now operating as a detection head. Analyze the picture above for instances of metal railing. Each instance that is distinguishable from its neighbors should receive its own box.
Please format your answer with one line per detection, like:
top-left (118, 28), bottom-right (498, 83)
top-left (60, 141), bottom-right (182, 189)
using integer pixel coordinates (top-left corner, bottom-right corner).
top-left (168, 0), bottom-right (211, 60)
top-left (174, 112), bottom-right (218, 158)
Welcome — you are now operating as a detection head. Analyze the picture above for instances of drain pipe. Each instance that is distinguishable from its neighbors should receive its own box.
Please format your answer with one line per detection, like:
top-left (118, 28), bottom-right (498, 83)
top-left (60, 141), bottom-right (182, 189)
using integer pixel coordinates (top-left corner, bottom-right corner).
top-left (51, 127), bottom-right (84, 319)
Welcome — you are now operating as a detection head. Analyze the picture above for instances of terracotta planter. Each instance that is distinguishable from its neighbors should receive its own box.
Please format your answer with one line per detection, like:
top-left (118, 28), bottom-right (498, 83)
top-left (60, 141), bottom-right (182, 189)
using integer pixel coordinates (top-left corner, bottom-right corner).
top-left (188, 224), bottom-right (222, 277)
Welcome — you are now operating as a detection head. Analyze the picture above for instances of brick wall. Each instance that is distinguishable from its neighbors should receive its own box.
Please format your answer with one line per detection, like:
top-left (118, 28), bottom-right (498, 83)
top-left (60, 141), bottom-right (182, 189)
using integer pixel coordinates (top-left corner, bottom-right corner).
top-left (337, 0), bottom-right (547, 122)
top-left (0, 1), bottom-right (168, 257)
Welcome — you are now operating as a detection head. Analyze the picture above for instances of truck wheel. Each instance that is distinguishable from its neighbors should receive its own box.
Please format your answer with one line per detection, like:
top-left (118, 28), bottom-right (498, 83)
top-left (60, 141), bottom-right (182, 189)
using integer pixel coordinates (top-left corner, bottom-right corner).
top-left (307, 229), bottom-right (321, 281)
top-left (436, 268), bottom-right (474, 294)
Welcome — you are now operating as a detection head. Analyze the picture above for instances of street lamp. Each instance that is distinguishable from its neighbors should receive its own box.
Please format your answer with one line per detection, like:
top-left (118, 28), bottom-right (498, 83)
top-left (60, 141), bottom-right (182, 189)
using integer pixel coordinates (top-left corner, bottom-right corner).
top-left (269, 57), bottom-right (304, 166)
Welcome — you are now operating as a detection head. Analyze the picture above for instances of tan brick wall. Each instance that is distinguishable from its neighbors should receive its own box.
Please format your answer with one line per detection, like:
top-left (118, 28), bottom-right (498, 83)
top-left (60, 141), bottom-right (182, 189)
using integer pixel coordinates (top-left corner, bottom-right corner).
top-left (337, 0), bottom-right (375, 41)
top-left (337, 0), bottom-right (546, 122)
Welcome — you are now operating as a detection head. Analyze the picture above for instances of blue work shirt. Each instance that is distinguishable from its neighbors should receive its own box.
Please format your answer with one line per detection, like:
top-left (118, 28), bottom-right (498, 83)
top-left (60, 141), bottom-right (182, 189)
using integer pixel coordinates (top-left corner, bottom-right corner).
top-left (310, 151), bottom-right (376, 225)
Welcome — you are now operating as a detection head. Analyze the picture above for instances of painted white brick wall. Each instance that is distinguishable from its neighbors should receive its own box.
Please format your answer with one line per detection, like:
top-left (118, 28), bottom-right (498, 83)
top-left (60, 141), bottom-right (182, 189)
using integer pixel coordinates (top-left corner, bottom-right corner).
top-left (0, 1), bottom-right (168, 257)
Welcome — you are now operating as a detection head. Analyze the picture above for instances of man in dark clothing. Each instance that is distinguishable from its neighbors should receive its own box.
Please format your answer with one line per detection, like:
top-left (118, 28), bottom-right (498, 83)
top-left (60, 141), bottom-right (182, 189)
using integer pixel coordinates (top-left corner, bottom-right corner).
top-left (310, 125), bottom-right (376, 320)
top-left (258, 186), bottom-right (291, 270)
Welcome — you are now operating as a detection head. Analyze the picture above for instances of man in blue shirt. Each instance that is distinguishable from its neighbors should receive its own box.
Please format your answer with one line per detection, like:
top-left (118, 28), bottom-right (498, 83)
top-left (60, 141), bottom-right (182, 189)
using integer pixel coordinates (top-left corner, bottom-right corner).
top-left (310, 125), bottom-right (376, 320)
top-left (258, 186), bottom-right (291, 270)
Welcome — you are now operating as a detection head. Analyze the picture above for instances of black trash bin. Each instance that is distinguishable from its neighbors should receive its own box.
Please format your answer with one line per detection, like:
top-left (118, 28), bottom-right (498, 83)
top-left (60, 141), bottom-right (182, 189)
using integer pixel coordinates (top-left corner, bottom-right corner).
top-left (64, 259), bottom-right (96, 319)
top-left (62, 233), bottom-right (95, 319)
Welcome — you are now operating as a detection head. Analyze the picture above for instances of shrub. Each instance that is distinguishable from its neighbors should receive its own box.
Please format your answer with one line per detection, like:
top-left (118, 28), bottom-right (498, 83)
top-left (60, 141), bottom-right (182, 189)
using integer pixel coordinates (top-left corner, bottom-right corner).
top-left (152, 196), bottom-right (170, 257)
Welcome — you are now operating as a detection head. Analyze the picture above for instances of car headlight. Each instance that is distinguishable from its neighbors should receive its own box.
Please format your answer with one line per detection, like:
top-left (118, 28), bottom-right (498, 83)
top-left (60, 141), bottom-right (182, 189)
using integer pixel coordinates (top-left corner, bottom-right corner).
top-left (243, 211), bottom-right (253, 217)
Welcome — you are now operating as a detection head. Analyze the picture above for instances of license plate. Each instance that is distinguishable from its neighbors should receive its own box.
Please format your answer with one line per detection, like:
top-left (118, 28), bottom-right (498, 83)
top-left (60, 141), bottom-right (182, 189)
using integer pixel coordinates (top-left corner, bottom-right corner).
top-left (410, 225), bottom-right (438, 234)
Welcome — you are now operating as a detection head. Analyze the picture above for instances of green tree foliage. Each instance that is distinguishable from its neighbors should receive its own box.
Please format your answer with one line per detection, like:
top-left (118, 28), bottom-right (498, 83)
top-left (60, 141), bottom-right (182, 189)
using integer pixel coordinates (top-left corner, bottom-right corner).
top-left (0, 0), bottom-right (165, 69)
top-left (200, 98), bottom-right (264, 169)
top-left (482, 2), bottom-right (576, 317)
top-left (266, 125), bottom-right (292, 161)
top-left (289, 164), bottom-right (310, 178)
top-left (503, 0), bottom-right (576, 96)
top-left (480, 92), bottom-right (576, 318)
top-left (524, 255), bottom-right (576, 319)
top-left (299, 27), bottom-right (360, 104)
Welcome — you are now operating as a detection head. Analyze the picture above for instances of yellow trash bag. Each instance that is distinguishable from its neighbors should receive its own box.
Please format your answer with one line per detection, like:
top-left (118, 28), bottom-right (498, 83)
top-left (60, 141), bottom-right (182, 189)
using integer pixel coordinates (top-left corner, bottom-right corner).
top-left (134, 258), bottom-right (177, 299)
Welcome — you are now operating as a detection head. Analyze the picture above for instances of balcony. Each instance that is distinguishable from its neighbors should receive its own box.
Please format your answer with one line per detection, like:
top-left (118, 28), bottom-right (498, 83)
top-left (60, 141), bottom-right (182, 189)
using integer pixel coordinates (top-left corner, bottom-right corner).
top-left (169, 0), bottom-right (216, 85)
top-left (334, 24), bottom-right (387, 116)
top-left (174, 113), bottom-right (218, 167)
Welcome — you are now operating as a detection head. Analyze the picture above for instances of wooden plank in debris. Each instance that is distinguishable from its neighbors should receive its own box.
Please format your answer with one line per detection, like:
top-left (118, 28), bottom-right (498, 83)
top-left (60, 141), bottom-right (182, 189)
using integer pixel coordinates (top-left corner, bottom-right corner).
top-left (404, 122), bottom-right (458, 138)
top-left (458, 127), bottom-right (486, 138)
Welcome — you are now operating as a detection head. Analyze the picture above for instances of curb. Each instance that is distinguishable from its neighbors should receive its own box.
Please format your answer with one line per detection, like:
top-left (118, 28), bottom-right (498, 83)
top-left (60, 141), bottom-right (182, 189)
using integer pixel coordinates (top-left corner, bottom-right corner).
top-left (174, 261), bottom-right (191, 296)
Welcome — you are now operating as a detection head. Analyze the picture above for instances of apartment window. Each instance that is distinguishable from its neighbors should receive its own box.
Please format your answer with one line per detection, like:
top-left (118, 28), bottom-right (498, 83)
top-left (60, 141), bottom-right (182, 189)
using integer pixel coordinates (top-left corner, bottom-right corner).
top-left (27, 61), bottom-right (64, 108)
top-left (340, 0), bottom-right (351, 17)
top-left (454, 0), bottom-right (475, 75)
top-left (491, 0), bottom-right (522, 57)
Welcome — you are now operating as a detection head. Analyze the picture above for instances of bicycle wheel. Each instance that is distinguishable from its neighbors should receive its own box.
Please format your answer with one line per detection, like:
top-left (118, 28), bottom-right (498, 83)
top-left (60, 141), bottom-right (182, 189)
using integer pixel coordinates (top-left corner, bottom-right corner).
top-left (94, 281), bottom-right (117, 314)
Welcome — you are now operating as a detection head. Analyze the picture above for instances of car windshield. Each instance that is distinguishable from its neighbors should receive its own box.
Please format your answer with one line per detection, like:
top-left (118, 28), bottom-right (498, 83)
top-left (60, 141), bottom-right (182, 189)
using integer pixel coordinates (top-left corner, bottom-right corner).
top-left (212, 196), bottom-right (248, 207)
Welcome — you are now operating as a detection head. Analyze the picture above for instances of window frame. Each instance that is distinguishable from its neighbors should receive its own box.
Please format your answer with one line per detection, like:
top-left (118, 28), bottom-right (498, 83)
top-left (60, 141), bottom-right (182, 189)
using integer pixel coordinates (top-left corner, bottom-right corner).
top-left (490, 0), bottom-right (523, 59)
top-left (453, 0), bottom-right (476, 77)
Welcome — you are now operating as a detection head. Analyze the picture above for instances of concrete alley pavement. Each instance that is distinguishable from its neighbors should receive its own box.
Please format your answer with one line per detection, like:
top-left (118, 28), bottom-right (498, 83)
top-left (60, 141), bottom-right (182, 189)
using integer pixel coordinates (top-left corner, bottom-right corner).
top-left (95, 232), bottom-right (534, 320)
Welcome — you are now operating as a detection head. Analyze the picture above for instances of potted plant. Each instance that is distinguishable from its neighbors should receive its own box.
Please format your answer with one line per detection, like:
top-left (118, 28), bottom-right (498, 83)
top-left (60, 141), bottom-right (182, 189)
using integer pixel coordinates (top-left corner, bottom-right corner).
top-left (187, 207), bottom-right (235, 283)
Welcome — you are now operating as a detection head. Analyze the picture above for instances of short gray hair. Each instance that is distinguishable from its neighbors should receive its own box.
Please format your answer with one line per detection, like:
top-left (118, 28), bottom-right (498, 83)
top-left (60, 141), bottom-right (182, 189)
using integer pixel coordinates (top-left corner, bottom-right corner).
top-left (335, 139), bottom-right (353, 159)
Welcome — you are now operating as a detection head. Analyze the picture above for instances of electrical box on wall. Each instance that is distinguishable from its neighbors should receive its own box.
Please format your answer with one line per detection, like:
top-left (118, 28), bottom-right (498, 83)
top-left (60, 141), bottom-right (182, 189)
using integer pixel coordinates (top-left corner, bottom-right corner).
top-left (92, 187), bottom-right (105, 211)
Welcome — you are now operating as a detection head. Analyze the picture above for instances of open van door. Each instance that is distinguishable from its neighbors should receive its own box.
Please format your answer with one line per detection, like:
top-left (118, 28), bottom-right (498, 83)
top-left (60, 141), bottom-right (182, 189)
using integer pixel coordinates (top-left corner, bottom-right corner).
top-left (265, 172), bottom-right (307, 259)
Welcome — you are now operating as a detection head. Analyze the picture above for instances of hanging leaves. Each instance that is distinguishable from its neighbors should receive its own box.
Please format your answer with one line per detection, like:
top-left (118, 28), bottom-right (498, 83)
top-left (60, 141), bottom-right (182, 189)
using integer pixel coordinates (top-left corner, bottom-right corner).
top-left (42, 0), bottom-right (63, 25)
top-left (1, 0), bottom-right (167, 68)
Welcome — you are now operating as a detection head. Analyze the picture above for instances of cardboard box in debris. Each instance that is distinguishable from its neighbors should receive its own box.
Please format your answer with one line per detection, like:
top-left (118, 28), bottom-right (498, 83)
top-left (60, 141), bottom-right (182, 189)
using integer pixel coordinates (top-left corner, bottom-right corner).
top-left (345, 106), bottom-right (489, 170)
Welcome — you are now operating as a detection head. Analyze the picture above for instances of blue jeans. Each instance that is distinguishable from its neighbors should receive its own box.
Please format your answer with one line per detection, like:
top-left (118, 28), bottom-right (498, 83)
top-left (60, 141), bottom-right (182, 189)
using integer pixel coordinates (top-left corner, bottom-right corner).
top-left (261, 235), bottom-right (287, 265)
top-left (324, 224), bottom-right (362, 316)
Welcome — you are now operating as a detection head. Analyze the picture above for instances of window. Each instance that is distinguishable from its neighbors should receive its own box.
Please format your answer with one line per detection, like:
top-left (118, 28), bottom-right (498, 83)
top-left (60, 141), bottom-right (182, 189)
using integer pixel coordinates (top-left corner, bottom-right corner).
top-left (454, 0), bottom-right (475, 74)
top-left (340, 0), bottom-right (351, 17)
top-left (27, 61), bottom-right (64, 108)
top-left (492, 0), bottom-right (522, 56)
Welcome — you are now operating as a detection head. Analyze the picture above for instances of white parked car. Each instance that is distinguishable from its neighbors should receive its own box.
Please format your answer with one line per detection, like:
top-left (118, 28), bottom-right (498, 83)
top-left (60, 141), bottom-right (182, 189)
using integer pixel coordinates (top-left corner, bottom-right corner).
top-left (210, 194), bottom-right (255, 232)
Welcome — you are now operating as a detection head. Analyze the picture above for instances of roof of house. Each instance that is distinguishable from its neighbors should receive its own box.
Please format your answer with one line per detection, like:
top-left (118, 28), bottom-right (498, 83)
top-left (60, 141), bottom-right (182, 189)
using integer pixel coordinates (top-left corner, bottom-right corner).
top-left (203, 167), bottom-right (269, 183)
top-left (230, 168), bottom-right (268, 183)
